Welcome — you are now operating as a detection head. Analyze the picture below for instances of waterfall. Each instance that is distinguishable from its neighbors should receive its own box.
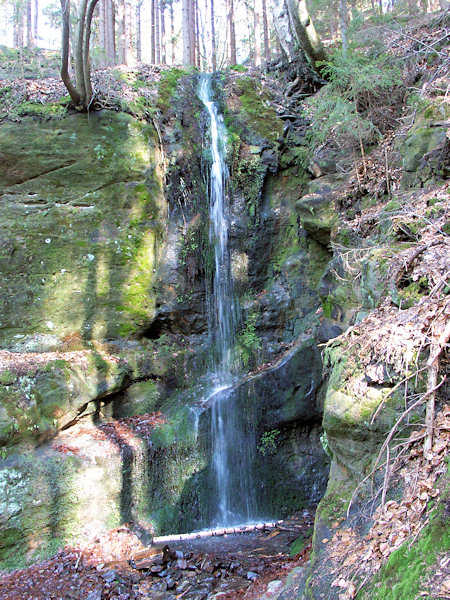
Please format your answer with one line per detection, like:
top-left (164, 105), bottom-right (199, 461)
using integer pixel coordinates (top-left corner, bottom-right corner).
top-left (198, 75), bottom-right (257, 527)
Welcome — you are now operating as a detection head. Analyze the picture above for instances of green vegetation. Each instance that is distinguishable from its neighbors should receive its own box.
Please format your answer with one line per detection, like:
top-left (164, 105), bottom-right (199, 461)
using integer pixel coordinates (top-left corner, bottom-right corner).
top-left (234, 77), bottom-right (284, 143)
top-left (258, 429), bottom-right (280, 456)
top-left (305, 50), bottom-right (402, 152)
top-left (361, 499), bottom-right (449, 599)
top-left (236, 310), bottom-right (261, 368)
top-left (157, 67), bottom-right (188, 112)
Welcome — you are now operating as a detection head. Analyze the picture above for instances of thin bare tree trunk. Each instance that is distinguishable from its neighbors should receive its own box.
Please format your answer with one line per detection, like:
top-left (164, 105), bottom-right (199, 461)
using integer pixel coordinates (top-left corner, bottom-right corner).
top-left (117, 0), bottom-right (125, 63)
top-left (190, 0), bottom-right (196, 65)
top-left (13, 3), bottom-right (24, 49)
top-left (211, 0), bottom-right (216, 70)
top-left (151, 0), bottom-right (156, 62)
top-left (182, 0), bottom-right (191, 64)
top-left (161, 0), bottom-right (166, 64)
top-left (227, 0), bottom-right (237, 64)
top-left (26, 0), bottom-right (33, 46)
top-left (60, 0), bottom-right (80, 104)
top-left (34, 0), bottom-right (38, 43)
top-left (254, 0), bottom-right (262, 65)
top-left (124, 0), bottom-right (133, 65)
top-left (194, 0), bottom-right (200, 67)
top-left (136, 0), bottom-right (142, 61)
top-left (155, 0), bottom-right (161, 63)
top-left (170, 1), bottom-right (175, 63)
top-left (83, 0), bottom-right (101, 102)
top-left (107, 0), bottom-right (115, 64)
top-left (76, 0), bottom-right (88, 99)
top-left (261, 0), bottom-right (270, 61)
top-left (339, 0), bottom-right (348, 55)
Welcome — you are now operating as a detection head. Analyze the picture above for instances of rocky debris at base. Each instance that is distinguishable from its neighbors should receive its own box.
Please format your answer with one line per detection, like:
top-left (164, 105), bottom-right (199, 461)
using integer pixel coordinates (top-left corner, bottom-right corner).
top-left (0, 515), bottom-right (313, 600)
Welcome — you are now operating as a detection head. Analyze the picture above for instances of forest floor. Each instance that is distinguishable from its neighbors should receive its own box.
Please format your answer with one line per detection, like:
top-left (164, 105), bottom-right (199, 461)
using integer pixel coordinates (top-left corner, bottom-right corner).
top-left (0, 514), bottom-right (314, 600)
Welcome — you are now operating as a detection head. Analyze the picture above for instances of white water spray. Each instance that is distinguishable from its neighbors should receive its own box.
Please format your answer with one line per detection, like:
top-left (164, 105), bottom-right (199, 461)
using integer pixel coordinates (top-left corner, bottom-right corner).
top-left (198, 75), bottom-right (256, 527)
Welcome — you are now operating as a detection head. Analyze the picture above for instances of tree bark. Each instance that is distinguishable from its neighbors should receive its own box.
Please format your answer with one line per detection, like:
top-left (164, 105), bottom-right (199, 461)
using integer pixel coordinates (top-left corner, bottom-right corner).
top-left (34, 0), bottom-right (38, 43)
top-left (155, 0), bottom-right (161, 63)
top-left (161, 0), bottom-right (166, 64)
top-left (60, 0), bottom-right (81, 104)
top-left (227, 0), bottom-right (237, 64)
top-left (60, 0), bottom-right (100, 107)
top-left (136, 0), bottom-right (142, 62)
top-left (170, 1), bottom-right (175, 63)
top-left (254, 0), bottom-right (262, 65)
top-left (182, 0), bottom-right (191, 64)
top-left (26, 0), bottom-right (33, 47)
top-left (261, 0), bottom-right (270, 61)
top-left (288, 0), bottom-right (327, 67)
top-left (211, 0), bottom-right (216, 70)
top-left (124, 0), bottom-right (133, 65)
top-left (151, 0), bottom-right (156, 63)
top-left (339, 0), bottom-right (348, 55)
top-left (117, 0), bottom-right (125, 64)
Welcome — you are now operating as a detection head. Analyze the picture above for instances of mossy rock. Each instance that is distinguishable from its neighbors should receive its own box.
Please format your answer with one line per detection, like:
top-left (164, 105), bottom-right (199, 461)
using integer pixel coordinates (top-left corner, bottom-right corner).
top-left (296, 176), bottom-right (340, 246)
top-left (0, 353), bottom-right (130, 447)
top-left (0, 111), bottom-right (166, 348)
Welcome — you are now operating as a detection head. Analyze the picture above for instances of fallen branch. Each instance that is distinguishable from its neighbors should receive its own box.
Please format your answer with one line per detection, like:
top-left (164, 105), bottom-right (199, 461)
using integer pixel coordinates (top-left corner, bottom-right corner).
top-left (152, 521), bottom-right (282, 544)
top-left (388, 239), bottom-right (442, 306)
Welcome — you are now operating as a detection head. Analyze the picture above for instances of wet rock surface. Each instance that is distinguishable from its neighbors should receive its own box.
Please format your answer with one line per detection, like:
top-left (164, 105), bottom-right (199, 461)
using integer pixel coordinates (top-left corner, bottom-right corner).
top-left (0, 515), bottom-right (314, 600)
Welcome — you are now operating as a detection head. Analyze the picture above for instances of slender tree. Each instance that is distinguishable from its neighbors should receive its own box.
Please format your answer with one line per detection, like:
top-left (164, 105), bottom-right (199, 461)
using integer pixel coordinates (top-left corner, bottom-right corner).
top-left (254, 0), bottom-right (262, 65)
top-left (34, 0), bottom-right (38, 42)
top-left (136, 0), bottom-right (142, 61)
top-left (155, 0), bottom-right (161, 63)
top-left (210, 0), bottom-right (216, 70)
top-left (261, 0), bottom-right (270, 61)
top-left (227, 0), bottom-right (236, 64)
top-left (26, 0), bottom-right (33, 46)
top-left (339, 0), bottom-right (348, 55)
top-left (160, 0), bottom-right (166, 64)
top-left (151, 0), bottom-right (156, 62)
top-left (60, 0), bottom-right (101, 107)
top-left (13, 1), bottom-right (24, 49)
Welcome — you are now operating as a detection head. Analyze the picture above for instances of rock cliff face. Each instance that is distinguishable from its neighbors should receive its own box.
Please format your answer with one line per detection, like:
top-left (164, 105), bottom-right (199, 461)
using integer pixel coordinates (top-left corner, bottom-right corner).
top-left (0, 73), bottom-right (331, 567)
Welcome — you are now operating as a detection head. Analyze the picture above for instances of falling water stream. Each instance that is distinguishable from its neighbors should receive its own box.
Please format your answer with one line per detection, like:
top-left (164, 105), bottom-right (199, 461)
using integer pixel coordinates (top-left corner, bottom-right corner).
top-left (198, 75), bottom-right (257, 527)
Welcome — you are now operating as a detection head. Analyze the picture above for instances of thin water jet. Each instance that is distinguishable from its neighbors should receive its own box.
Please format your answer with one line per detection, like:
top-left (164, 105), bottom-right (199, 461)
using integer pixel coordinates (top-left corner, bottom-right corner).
top-left (198, 74), bottom-right (258, 528)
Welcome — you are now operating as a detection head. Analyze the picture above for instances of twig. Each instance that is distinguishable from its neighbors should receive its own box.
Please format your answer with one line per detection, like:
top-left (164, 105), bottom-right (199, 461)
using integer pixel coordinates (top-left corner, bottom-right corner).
top-left (383, 26), bottom-right (449, 57)
top-left (370, 364), bottom-right (428, 425)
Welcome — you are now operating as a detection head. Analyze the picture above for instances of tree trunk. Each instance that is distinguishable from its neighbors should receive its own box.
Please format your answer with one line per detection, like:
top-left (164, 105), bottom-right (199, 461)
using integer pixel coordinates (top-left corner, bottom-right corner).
top-left (117, 0), bottom-right (125, 64)
top-left (271, 0), bottom-right (296, 61)
top-left (339, 0), bottom-right (348, 55)
top-left (227, 0), bottom-right (237, 64)
top-left (13, 3), bottom-right (24, 49)
top-left (151, 0), bottom-right (156, 63)
top-left (161, 0), bottom-right (166, 64)
top-left (124, 0), bottom-right (133, 65)
top-left (60, 0), bottom-right (100, 107)
top-left (190, 0), bottom-right (196, 65)
top-left (261, 0), bottom-right (270, 61)
top-left (26, 0), bottom-right (33, 47)
top-left (211, 0), bottom-right (216, 70)
top-left (254, 0), bottom-right (262, 65)
top-left (156, 0), bottom-right (161, 63)
top-left (60, 0), bottom-right (80, 104)
top-left (34, 0), bottom-right (38, 44)
top-left (170, 1), bottom-right (175, 63)
top-left (287, 0), bottom-right (327, 68)
top-left (182, 0), bottom-right (191, 64)
top-left (136, 0), bottom-right (142, 61)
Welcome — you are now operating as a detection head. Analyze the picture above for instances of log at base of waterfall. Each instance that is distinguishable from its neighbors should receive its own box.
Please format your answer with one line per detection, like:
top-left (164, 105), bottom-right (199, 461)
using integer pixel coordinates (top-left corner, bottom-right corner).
top-left (152, 521), bottom-right (282, 544)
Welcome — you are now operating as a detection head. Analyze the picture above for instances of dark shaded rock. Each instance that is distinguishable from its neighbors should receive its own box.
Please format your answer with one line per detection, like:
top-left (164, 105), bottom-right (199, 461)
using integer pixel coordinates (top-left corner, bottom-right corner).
top-left (317, 319), bottom-right (342, 343)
